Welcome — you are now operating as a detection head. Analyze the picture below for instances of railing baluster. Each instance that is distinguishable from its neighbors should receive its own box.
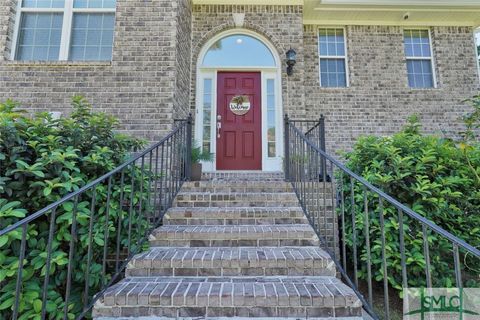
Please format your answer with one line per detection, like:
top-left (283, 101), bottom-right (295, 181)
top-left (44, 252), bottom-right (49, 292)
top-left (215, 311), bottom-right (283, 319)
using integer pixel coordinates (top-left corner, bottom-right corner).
top-left (41, 207), bottom-right (58, 320)
top-left (171, 133), bottom-right (178, 195)
top-left (330, 161), bottom-right (337, 259)
top-left (302, 139), bottom-right (306, 210)
top-left (322, 153), bottom-right (327, 245)
top-left (115, 170), bottom-right (125, 273)
top-left (147, 150), bottom-right (154, 221)
top-left (340, 173), bottom-right (347, 272)
top-left (84, 188), bottom-right (97, 311)
top-left (168, 136), bottom-right (174, 206)
top-left (168, 137), bottom-right (175, 206)
top-left (422, 224), bottom-right (432, 288)
top-left (138, 156), bottom-right (146, 239)
top-left (315, 152), bottom-right (321, 231)
top-left (378, 197), bottom-right (390, 320)
top-left (363, 187), bottom-right (373, 306)
top-left (127, 162), bottom-right (136, 255)
top-left (157, 143), bottom-right (166, 223)
top-left (310, 145), bottom-right (315, 223)
top-left (103, 177), bottom-right (113, 285)
top-left (64, 195), bottom-right (79, 319)
top-left (453, 244), bottom-right (463, 289)
top-left (12, 223), bottom-right (28, 320)
top-left (398, 208), bottom-right (408, 291)
top-left (350, 177), bottom-right (358, 288)
top-left (152, 146), bottom-right (160, 221)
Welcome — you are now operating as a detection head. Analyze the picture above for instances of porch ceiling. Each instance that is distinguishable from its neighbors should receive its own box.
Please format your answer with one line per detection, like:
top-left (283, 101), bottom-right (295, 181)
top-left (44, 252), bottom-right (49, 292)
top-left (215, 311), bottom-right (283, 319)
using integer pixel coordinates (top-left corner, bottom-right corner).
top-left (192, 0), bottom-right (480, 27)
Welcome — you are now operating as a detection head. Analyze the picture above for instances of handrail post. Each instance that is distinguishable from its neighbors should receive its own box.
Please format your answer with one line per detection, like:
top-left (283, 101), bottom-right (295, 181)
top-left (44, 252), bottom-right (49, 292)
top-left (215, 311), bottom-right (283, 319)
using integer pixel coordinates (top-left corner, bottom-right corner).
top-left (284, 114), bottom-right (290, 181)
top-left (319, 115), bottom-right (326, 181)
top-left (185, 113), bottom-right (193, 181)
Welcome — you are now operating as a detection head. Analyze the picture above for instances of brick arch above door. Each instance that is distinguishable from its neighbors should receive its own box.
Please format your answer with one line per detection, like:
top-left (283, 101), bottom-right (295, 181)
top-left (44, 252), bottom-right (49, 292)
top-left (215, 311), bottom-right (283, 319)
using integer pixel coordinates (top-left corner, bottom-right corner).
top-left (190, 24), bottom-right (287, 113)
top-left (192, 23), bottom-right (286, 67)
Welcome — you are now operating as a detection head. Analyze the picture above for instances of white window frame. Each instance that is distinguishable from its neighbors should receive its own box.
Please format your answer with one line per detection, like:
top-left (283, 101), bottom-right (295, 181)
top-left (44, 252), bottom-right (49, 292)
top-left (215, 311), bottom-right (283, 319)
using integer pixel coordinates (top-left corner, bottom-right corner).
top-left (11, 0), bottom-right (116, 61)
top-left (474, 29), bottom-right (480, 81)
top-left (318, 27), bottom-right (350, 88)
top-left (403, 28), bottom-right (437, 89)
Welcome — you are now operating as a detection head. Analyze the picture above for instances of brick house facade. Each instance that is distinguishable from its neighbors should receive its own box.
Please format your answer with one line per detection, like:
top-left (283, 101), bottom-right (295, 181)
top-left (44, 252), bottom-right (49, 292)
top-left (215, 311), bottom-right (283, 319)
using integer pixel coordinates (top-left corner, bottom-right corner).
top-left (0, 0), bottom-right (479, 171)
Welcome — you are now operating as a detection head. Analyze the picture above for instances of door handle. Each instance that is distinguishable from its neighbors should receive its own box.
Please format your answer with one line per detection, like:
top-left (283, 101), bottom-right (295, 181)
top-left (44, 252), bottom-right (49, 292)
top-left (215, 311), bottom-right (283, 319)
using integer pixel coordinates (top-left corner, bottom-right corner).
top-left (217, 122), bottom-right (222, 138)
top-left (217, 115), bottom-right (222, 138)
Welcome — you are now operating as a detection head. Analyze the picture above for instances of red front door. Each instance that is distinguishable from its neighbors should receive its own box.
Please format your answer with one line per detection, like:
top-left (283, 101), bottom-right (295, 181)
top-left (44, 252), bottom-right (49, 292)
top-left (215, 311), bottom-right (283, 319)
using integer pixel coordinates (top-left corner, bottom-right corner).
top-left (216, 72), bottom-right (262, 170)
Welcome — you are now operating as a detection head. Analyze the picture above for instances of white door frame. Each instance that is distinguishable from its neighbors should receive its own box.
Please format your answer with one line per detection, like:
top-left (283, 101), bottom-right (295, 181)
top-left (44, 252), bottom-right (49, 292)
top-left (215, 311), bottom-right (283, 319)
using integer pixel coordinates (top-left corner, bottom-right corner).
top-left (195, 29), bottom-right (284, 172)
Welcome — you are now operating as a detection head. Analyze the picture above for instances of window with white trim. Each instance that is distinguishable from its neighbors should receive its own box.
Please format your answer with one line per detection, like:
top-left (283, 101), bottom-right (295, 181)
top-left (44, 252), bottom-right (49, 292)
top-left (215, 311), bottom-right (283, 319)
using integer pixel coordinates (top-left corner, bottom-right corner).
top-left (13, 0), bottom-right (116, 61)
top-left (318, 28), bottom-right (348, 88)
top-left (202, 79), bottom-right (213, 153)
top-left (266, 79), bottom-right (276, 158)
top-left (404, 29), bottom-right (436, 88)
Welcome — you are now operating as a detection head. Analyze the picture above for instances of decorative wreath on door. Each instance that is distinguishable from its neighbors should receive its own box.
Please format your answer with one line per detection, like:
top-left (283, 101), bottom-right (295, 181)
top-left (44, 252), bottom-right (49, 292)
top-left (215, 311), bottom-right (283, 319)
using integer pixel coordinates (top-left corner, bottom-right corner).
top-left (229, 95), bottom-right (251, 116)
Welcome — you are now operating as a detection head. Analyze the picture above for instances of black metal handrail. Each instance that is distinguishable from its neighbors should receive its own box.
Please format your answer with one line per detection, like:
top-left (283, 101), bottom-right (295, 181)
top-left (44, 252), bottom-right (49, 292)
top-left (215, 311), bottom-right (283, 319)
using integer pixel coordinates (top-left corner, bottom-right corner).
top-left (0, 115), bottom-right (193, 320)
top-left (285, 115), bottom-right (480, 319)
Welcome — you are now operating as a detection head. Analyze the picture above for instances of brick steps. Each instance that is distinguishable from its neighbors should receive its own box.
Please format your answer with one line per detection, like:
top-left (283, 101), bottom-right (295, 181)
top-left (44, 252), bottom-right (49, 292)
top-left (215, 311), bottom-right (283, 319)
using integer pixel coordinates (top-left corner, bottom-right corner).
top-left (93, 276), bottom-right (362, 318)
top-left (126, 247), bottom-right (336, 277)
top-left (94, 172), bottom-right (361, 319)
top-left (173, 192), bottom-right (332, 208)
top-left (149, 225), bottom-right (320, 247)
top-left (180, 181), bottom-right (294, 193)
top-left (163, 207), bottom-right (308, 225)
top-left (202, 172), bottom-right (285, 182)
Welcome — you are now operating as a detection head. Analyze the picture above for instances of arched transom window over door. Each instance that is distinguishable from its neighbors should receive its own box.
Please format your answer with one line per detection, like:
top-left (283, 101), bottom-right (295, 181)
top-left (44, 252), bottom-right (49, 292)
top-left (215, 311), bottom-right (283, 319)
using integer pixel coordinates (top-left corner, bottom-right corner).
top-left (202, 34), bottom-right (276, 67)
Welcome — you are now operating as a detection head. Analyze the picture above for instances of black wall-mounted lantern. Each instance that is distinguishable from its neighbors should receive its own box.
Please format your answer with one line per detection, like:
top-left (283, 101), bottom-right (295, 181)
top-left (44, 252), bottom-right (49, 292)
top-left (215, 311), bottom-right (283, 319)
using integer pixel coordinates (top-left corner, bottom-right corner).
top-left (286, 48), bottom-right (297, 76)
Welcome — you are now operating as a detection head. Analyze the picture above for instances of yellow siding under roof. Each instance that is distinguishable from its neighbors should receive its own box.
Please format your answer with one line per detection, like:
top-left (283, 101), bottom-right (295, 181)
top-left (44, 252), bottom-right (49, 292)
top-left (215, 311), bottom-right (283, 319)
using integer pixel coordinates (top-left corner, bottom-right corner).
top-left (193, 0), bottom-right (480, 27)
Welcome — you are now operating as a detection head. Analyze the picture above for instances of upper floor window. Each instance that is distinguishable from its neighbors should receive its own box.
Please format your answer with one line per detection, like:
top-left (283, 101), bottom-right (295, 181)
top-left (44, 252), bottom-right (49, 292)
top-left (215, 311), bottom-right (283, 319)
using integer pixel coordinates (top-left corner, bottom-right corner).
top-left (13, 0), bottom-right (116, 61)
top-left (404, 29), bottom-right (436, 88)
top-left (318, 28), bottom-right (348, 88)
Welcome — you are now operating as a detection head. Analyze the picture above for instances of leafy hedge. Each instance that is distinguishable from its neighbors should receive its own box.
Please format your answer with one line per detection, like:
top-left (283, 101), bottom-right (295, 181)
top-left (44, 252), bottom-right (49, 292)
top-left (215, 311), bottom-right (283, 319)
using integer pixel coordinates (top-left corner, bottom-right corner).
top-left (341, 97), bottom-right (480, 293)
top-left (0, 97), bottom-right (152, 319)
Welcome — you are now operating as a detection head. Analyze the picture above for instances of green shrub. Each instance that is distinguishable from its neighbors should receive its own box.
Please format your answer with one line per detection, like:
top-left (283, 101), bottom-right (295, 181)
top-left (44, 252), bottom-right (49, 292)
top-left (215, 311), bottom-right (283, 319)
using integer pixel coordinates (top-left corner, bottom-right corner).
top-left (0, 97), bottom-right (152, 319)
top-left (341, 104), bottom-right (480, 294)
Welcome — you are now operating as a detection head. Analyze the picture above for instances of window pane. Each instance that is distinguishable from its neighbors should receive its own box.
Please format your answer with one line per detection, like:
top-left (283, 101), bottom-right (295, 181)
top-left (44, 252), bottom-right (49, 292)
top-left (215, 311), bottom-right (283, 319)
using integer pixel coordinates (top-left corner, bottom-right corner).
top-left (23, 0), bottom-right (65, 8)
top-left (407, 60), bottom-right (434, 88)
top-left (404, 29), bottom-right (431, 58)
top-left (202, 79), bottom-right (213, 154)
top-left (268, 142), bottom-right (276, 158)
top-left (320, 58), bottom-right (347, 87)
top-left (69, 13), bottom-right (115, 61)
top-left (74, 0), bottom-right (116, 8)
top-left (203, 35), bottom-right (275, 67)
top-left (16, 13), bottom-right (63, 61)
top-left (319, 28), bottom-right (345, 57)
top-left (266, 79), bottom-right (276, 158)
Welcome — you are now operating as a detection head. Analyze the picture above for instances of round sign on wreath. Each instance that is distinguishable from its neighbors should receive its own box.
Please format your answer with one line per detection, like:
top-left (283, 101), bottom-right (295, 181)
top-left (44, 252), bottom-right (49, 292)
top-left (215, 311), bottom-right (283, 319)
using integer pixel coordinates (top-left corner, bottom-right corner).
top-left (229, 95), bottom-right (251, 116)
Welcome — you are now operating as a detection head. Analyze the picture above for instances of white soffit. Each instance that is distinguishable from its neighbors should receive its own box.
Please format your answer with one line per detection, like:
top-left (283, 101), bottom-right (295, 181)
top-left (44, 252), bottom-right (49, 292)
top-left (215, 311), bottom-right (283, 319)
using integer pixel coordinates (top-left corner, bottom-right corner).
top-left (306, 0), bottom-right (480, 26)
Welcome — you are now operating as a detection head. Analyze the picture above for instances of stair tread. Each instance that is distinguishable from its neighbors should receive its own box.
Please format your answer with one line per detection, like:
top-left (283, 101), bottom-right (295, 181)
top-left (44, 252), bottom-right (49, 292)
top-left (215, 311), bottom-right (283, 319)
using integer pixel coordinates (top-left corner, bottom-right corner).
top-left (129, 246), bottom-right (334, 269)
top-left (183, 181), bottom-right (292, 186)
top-left (151, 224), bottom-right (317, 238)
top-left (99, 276), bottom-right (362, 308)
top-left (165, 206), bottom-right (305, 217)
